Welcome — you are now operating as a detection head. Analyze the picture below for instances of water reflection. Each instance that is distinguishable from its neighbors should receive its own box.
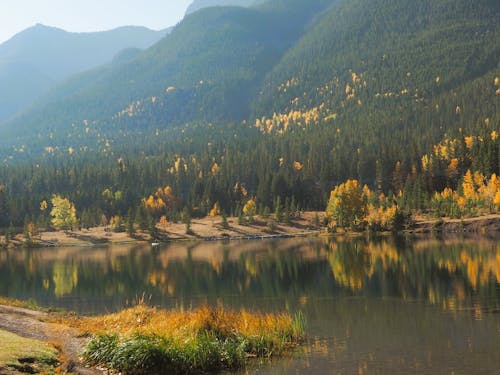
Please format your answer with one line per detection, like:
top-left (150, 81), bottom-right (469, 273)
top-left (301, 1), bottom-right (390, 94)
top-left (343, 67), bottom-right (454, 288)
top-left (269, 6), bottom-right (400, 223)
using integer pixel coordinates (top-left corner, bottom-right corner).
top-left (0, 237), bottom-right (499, 315)
top-left (1, 236), bottom-right (500, 373)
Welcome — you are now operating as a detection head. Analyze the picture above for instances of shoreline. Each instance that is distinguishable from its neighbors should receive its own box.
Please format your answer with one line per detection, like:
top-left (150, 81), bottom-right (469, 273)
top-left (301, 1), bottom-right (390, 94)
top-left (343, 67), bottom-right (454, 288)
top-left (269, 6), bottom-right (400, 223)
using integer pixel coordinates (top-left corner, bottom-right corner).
top-left (2, 212), bottom-right (500, 249)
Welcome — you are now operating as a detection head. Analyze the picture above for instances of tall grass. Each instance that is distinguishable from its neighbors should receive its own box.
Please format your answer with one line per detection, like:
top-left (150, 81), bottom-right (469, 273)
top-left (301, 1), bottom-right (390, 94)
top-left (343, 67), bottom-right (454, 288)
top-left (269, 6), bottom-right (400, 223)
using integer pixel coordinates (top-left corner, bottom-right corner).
top-left (78, 305), bottom-right (305, 374)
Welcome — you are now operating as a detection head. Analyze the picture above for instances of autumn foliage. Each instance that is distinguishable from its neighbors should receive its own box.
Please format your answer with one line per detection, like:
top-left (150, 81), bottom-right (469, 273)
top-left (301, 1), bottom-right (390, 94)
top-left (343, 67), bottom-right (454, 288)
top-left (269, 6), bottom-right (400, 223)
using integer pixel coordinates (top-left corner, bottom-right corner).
top-left (432, 171), bottom-right (500, 217)
top-left (76, 304), bottom-right (304, 374)
top-left (50, 195), bottom-right (78, 231)
top-left (326, 180), bottom-right (404, 231)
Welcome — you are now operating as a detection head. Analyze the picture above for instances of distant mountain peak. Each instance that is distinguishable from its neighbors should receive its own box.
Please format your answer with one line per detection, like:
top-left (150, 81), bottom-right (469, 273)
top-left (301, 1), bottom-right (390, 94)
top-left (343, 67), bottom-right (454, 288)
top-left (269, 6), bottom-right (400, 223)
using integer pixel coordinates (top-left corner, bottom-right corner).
top-left (0, 23), bottom-right (168, 121)
top-left (185, 0), bottom-right (259, 15)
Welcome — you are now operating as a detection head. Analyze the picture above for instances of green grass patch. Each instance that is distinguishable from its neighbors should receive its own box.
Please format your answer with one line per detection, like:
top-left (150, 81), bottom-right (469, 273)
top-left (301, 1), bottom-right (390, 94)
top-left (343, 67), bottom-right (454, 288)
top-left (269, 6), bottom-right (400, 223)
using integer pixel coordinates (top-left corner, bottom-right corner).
top-left (80, 305), bottom-right (305, 374)
top-left (0, 329), bottom-right (58, 374)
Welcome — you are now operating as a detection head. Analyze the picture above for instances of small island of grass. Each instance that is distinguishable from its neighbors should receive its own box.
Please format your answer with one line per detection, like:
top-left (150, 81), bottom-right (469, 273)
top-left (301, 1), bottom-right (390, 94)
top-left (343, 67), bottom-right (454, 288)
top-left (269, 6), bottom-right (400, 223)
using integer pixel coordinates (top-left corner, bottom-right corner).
top-left (65, 304), bottom-right (304, 374)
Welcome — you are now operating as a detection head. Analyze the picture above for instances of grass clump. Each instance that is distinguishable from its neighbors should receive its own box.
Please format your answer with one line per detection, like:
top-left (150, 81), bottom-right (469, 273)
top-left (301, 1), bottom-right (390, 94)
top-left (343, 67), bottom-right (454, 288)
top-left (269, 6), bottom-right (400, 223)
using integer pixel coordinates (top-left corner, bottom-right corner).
top-left (78, 305), bottom-right (305, 374)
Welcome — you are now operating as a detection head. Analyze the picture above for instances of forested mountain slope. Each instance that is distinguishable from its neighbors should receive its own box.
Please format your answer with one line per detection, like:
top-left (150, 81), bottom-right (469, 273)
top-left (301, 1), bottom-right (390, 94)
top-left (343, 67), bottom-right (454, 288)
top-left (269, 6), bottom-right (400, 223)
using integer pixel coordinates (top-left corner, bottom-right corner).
top-left (0, 0), bottom-right (334, 151)
top-left (253, 0), bottom-right (500, 172)
top-left (0, 24), bottom-right (168, 120)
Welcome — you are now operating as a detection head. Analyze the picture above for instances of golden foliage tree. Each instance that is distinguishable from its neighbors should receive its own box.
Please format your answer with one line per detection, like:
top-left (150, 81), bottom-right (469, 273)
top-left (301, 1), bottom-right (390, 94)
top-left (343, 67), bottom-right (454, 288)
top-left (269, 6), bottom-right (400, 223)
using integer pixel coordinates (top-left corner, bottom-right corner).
top-left (243, 199), bottom-right (257, 222)
top-left (142, 186), bottom-right (176, 217)
top-left (209, 202), bottom-right (221, 217)
top-left (50, 195), bottom-right (78, 230)
top-left (159, 215), bottom-right (169, 232)
top-left (326, 179), bottom-right (366, 229)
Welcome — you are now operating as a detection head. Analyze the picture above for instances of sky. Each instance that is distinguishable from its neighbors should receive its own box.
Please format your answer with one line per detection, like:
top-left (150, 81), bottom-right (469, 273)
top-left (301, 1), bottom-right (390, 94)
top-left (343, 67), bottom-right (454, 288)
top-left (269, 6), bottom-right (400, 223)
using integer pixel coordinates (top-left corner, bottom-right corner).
top-left (0, 0), bottom-right (193, 44)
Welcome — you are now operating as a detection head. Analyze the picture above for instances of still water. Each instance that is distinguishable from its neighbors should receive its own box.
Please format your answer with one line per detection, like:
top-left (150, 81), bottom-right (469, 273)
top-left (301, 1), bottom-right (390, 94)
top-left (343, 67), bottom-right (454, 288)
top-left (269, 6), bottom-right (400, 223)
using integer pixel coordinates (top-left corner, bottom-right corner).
top-left (1, 236), bottom-right (500, 374)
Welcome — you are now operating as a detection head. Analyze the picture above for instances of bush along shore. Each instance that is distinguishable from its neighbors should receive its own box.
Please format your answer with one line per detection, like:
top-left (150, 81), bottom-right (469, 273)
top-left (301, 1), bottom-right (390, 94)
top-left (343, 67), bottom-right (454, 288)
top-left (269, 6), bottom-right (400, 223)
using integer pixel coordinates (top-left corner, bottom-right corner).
top-left (67, 304), bottom-right (305, 374)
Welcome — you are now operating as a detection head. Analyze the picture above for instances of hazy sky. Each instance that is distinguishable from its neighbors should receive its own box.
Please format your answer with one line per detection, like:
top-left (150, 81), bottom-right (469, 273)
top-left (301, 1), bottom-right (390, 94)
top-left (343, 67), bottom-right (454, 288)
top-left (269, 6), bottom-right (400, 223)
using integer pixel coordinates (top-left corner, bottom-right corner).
top-left (0, 0), bottom-right (193, 44)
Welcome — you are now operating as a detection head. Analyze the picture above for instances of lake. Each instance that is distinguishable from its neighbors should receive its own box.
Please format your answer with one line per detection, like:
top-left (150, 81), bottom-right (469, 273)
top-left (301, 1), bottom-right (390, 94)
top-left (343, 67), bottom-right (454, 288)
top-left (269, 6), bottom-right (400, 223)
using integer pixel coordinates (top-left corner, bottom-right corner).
top-left (1, 236), bottom-right (499, 374)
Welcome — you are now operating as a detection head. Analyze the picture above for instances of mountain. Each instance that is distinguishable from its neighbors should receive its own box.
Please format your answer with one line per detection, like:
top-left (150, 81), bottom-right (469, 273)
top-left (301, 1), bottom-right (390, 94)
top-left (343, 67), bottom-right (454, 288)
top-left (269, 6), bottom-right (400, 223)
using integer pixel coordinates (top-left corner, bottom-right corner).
top-left (255, 0), bottom-right (500, 115)
top-left (185, 0), bottom-right (261, 15)
top-left (0, 0), bottom-right (334, 148)
top-left (0, 24), bottom-right (168, 120)
top-left (0, 0), bottom-right (498, 174)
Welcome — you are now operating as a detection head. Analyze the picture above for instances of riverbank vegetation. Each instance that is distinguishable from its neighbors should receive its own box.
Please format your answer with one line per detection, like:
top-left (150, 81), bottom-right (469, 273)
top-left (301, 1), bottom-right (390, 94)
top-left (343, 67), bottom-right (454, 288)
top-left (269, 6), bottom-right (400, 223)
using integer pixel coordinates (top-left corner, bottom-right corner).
top-left (67, 305), bottom-right (305, 374)
top-left (0, 298), bottom-right (305, 374)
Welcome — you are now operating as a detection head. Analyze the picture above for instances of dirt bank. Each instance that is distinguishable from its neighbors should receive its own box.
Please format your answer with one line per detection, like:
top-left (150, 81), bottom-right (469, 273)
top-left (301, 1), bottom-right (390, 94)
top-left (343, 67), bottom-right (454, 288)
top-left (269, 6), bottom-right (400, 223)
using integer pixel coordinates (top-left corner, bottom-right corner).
top-left (1, 212), bottom-right (499, 249)
top-left (2, 212), bottom-right (323, 248)
top-left (412, 214), bottom-right (500, 234)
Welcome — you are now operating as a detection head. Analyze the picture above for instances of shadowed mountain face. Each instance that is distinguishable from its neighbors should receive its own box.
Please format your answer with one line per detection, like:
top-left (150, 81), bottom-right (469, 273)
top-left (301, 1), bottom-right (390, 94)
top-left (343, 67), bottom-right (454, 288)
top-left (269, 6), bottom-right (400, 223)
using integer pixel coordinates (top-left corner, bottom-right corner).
top-left (0, 24), bottom-right (168, 120)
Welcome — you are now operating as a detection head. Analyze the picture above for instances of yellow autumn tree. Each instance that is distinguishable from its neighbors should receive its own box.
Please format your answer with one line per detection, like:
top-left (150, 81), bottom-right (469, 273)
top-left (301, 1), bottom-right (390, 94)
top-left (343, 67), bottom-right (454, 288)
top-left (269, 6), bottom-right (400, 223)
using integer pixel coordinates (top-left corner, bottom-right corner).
top-left (480, 174), bottom-right (500, 211)
top-left (494, 191), bottom-right (500, 207)
top-left (40, 200), bottom-right (48, 212)
top-left (462, 170), bottom-right (477, 201)
top-left (243, 199), bottom-right (257, 222)
top-left (142, 185), bottom-right (176, 217)
top-left (109, 215), bottom-right (124, 232)
top-left (50, 195), bottom-right (78, 231)
top-left (209, 202), bottom-right (221, 217)
top-left (326, 179), bottom-right (366, 229)
top-left (159, 215), bottom-right (169, 232)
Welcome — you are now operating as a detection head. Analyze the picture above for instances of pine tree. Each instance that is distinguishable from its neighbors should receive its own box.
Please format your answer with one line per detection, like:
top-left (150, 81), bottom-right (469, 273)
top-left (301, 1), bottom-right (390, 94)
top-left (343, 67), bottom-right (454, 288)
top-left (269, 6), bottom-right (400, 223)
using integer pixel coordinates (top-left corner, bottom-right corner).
top-left (126, 208), bottom-right (135, 237)
top-left (221, 212), bottom-right (229, 229)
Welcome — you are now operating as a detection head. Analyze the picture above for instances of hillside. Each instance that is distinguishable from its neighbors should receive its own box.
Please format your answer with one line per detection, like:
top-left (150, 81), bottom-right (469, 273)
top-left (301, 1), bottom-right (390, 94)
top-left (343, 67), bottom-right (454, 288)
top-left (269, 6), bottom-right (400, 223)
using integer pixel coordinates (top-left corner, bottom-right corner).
top-left (0, 24), bottom-right (168, 120)
top-left (251, 0), bottom-right (500, 183)
top-left (0, 0), bottom-right (334, 151)
top-left (256, 0), bottom-right (500, 115)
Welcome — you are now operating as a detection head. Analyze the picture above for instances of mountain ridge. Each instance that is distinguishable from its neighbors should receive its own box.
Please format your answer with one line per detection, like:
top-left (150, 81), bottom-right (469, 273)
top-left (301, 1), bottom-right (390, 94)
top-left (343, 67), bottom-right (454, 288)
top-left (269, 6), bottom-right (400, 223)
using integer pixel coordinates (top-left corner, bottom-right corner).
top-left (0, 0), bottom-right (498, 229)
top-left (1, 0), bottom-right (335, 143)
top-left (0, 23), bottom-right (169, 120)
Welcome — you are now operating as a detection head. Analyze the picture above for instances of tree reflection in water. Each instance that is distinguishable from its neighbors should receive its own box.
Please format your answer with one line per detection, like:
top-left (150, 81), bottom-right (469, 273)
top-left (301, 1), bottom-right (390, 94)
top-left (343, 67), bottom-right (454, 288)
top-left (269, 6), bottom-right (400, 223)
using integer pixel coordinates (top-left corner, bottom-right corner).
top-left (0, 236), bottom-right (498, 314)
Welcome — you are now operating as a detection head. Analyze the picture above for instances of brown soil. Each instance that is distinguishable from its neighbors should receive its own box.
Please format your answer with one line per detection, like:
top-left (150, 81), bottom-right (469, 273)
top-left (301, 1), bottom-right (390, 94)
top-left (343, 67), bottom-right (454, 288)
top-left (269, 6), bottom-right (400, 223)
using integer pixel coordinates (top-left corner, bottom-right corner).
top-left (412, 213), bottom-right (500, 234)
top-left (2, 212), bottom-right (324, 248)
top-left (0, 305), bottom-right (99, 375)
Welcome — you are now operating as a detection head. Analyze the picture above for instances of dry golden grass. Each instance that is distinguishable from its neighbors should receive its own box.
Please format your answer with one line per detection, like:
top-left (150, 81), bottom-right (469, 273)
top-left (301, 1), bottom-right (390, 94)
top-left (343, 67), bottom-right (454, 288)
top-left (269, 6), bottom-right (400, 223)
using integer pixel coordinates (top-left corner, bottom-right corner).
top-left (72, 304), bottom-right (305, 374)
top-left (67, 304), bottom-right (301, 344)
